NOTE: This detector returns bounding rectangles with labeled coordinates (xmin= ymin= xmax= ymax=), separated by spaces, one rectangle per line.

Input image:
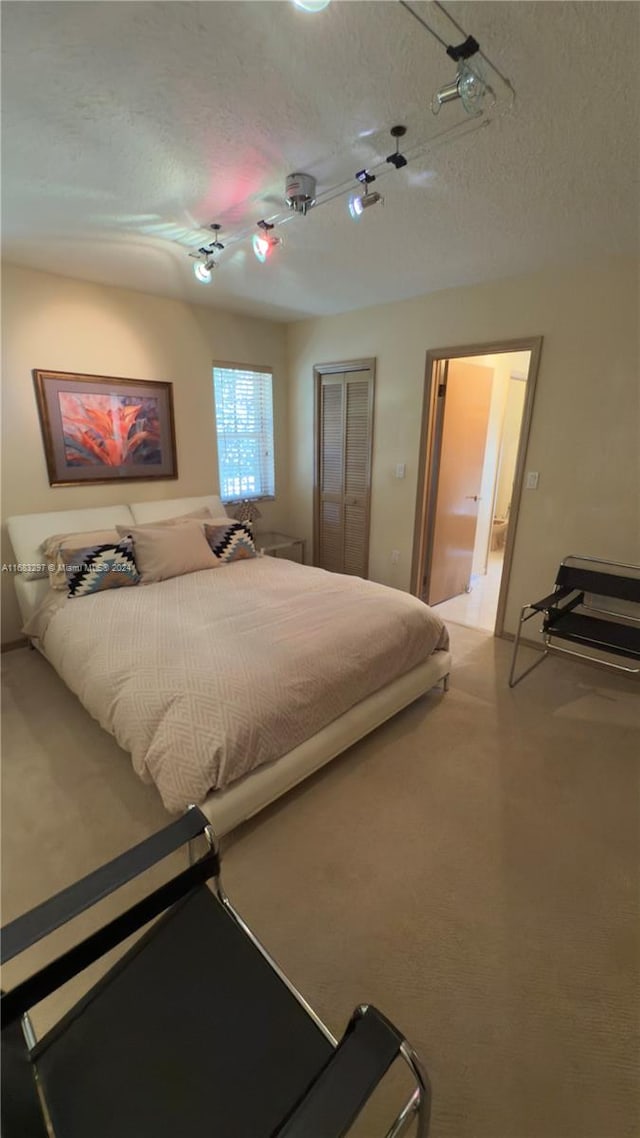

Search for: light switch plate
xmin=525 ymin=471 xmax=539 ymax=490
xmin=395 ymin=463 xmax=406 ymax=479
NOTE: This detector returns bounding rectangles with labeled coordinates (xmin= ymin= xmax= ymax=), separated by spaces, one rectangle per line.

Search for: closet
xmin=313 ymin=360 xmax=375 ymax=577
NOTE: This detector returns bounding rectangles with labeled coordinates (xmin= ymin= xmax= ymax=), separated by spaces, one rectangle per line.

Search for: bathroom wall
xmin=495 ymin=376 xmax=528 ymax=520
xmin=468 ymin=351 xmax=531 ymax=575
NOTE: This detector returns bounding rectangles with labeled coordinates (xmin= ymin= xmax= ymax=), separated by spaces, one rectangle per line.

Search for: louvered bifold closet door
xmin=316 ymin=366 xmax=374 ymax=577
xmin=319 ymin=377 xmax=345 ymax=573
xmin=343 ymin=373 xmax=372 ymax=576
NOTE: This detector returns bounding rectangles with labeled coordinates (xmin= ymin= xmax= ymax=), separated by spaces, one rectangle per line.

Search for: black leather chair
xmin=509 ymin=554 xmax=640 ymax=687
xmin=1 ymin=808 xmax=430 ymax=1138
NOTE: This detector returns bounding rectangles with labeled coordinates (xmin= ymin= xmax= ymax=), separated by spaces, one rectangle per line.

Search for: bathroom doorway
xmin=411 ymin=338 xmax=542 ymax=635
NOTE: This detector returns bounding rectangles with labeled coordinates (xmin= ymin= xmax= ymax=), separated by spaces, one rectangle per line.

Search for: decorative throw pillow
xmin=120 ymin=521 xmax=218 ymax=583
xmin=204 ymin=521 xmax=257 ymax=565
xmin=41 ymin=529 xmax=124 ymax=590
xmin=62 ymin=538 xmax=140 ymax=598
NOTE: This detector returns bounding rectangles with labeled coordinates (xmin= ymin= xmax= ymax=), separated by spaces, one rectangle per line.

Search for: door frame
xmin=313 ymin=357 xmax=376 ymax=569
xmin=410 ymin=336 xmax=543 ymax=636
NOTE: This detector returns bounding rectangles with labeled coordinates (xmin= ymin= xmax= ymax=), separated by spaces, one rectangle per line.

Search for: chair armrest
xmin=274 ymin=1005 xmax=412 ymax=1138
xmin=528 ymin=585 xmax=574 ymax=612
xmin=1 ymin=807 xmax=213 ymax=964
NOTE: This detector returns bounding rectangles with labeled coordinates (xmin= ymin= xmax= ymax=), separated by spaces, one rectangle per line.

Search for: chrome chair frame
xmin=1 ymin=807 xmax=431 ymax=1138
xmin=509 ymin=554 xmax=640 ymax=688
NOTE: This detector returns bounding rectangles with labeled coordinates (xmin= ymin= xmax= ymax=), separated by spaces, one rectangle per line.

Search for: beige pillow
xmin=122 ymin=521 xmax=218 ymax=583
xmin=40 ymin=511 xmax=212 ymax=590
xmin=41 ymin=529 xmax=123 ymax=590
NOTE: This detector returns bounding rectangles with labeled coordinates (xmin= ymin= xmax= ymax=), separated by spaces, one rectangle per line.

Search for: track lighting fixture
xmin=348 ymin=189 xmax=383 ymax=219
xmin=386 ymin=125 xmax=408 ymax=169
xmin=252 ymin=220 xmax=281 ymax=263
xmin=432 ymin=36 xmax=492 ymax=116
xmin=285 ymin=172 xmax=317 ymax=215
xmin=397 ymin=4 xmax=511 ymax=114
xmin=182 ymin=5 xmax=513 ymax=280
xmin=191 ymin=224 xmax=224 ymax=283
xmin=193 ymin=258 xmax=215 ymax=284
xmin=348 ymin=169 xmax=382 ymax=218
xmin=432 ymin=58 xmax=490 ymax=115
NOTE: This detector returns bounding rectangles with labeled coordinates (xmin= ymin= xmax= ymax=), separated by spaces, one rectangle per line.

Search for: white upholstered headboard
xmin=6 ymin=504 xmax=136 ymax=626
xmin=5 ymin=495 xmax=227 ymax=626
xmin=7 ymin=505 xmax=137 ymax=580
xmin=129 ymin=495 xmax=227 ymax=523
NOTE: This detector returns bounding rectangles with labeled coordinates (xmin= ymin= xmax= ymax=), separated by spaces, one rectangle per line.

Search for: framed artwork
xmin=33 ymin=370 xmax=178 ymax=487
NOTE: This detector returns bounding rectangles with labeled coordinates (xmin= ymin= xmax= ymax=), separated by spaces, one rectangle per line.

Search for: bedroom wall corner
xmin=0 ymin=264 xmax=289 ymax=644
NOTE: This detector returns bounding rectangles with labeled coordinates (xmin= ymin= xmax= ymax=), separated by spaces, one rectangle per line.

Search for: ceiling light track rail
xmin=190 ymin=0 xmax=514 ymax=283
xmin=312 ymin=116 xmax=489 ymax=214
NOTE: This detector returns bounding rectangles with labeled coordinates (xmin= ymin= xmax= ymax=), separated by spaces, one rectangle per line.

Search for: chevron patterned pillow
xmin=204 ymin=521 xmax=257 ymax=565
xmin=61 ymin=538 xmax=141 ymax=597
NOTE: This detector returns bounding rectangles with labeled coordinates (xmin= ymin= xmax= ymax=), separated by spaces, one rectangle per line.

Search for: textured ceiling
xmin=2 ymin=1 xmax=639 ymax=321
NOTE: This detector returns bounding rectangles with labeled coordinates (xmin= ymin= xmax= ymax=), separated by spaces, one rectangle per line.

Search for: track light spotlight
xmin=252 ymin=220 xmax=281 ymax=263
xmin=432 ymin=57 xmax=491 ymax=116
xmin=193 ymin=258 xmax=215 ymax=283
xmin=191 ymin=225 xmax=224 ymax=282
xmin=349 ymin=169 xmax=381 ymax=217
xmin=348 ymin=190 xmax=382 ymax=219
xmin=252 ymin=235 xmax=274 ymax=262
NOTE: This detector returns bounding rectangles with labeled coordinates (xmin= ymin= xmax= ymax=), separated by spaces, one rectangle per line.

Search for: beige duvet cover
xmin=27 ymin=557 xmax=449 ymax=812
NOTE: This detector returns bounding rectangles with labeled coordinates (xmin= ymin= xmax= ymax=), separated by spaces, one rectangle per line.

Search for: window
xmin=213 ymin=365 xmax=275 ymax=502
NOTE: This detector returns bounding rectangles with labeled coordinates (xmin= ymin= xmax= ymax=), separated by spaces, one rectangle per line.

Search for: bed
xmin=7 ymin=497 xmax=451 ymax=836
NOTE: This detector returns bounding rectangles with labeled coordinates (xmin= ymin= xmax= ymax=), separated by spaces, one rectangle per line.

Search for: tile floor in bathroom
xmin=431 ymin=550 xmax=504 ymax=631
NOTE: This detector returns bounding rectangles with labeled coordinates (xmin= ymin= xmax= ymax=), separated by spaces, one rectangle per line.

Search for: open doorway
xmin=411 ymin=338 xmax=542 ymax=636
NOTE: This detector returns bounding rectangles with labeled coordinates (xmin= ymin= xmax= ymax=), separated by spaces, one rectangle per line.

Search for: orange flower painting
xmin=33 ymin=369 xmax=176 ymax=486
xmin=59 ymin=392 xmax=162 ymax=468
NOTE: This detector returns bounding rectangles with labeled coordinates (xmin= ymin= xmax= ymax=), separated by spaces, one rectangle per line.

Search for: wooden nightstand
xmin=255 ymin=532 xmax=306 ymax=564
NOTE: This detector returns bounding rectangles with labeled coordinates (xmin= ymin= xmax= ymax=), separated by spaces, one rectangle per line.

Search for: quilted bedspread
xmin=30 ymin=557 xmax=449 ymax=811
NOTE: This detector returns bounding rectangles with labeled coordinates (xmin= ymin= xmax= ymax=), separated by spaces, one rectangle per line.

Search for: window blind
xmin=213 ymin=366 xmax=275 ymax=502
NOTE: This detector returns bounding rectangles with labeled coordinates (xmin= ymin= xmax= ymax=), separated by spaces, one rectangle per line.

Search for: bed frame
xmin=7 ymin=497 xmax=451 ymax=835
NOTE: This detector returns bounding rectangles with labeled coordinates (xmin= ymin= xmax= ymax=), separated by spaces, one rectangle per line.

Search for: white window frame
xmin=213 ymin=362 xmax=275 ymax=504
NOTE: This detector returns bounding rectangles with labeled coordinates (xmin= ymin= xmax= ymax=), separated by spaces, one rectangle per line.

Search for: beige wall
xmin=3 ymin=256 xmax=638 ymax=645
xmin=286 ymin=256 xmax=639 ymax=635
xmin=1 ymin=264 xmax=288 ymax=642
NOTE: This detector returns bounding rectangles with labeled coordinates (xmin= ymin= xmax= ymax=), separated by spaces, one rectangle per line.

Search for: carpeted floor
xmin=2 ymin=624 xmax=639 ymax=1137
